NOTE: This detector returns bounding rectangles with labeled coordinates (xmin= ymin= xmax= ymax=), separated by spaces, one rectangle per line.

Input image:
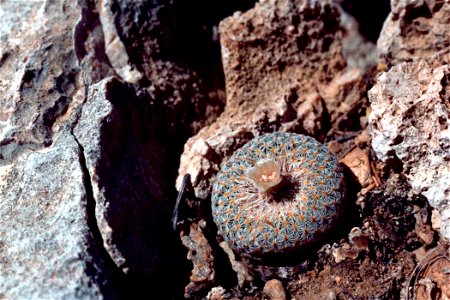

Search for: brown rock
xmin=414 ymin=205 xmax=435 ymax=245
xmin=348 ymin=227 xmax=369 ymax=251
xmin=332 ymin=227 xmax=369 ymax=263
xmin=181 ymin=220 xmax=215 ymax=298
xmin=410 ymin=245 xmax=450 ymax=300
xmin=354 ymin=130 xmax=372 ymax=147
xmin=219 ymin=1 xmax=343 ymax=125
xmin=332 ymin=242 xmax=359 ymax=263
xmin=432 ymin=209 xmax=442 ymax=231
xmin=206 ymin=286 xmax=227 ymax=300
xmin=177 ymin=0 xmax=373 ymax=199
xmin=263 ymin=279 xmax=287 ymax=300
xmin=340 ymin=147 xmax=380 ymax=194
xmin=378 ymin=0 xmax=450 ymax=66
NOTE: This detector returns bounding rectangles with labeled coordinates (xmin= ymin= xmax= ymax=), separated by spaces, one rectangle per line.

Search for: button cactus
xmin=211 ymin=132 xmax=345 ymax=259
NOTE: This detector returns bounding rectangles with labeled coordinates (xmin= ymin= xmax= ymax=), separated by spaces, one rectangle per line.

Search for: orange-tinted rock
xmin=340 ymin=147 xmax=380 ymax=194
xmin=263 ymin=279 xmax=287 ymax=300
xmin=177 ymin=0 xmax=374 ymax=200
xmin=181 ymin=220 xmax=215 ymax=298
xmin=378 ymin=0 xmax=450 ymax=66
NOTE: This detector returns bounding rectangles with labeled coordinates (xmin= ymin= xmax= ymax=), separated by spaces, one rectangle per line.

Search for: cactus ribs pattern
xmin=211 ymin=132 xmax=345 ymax=258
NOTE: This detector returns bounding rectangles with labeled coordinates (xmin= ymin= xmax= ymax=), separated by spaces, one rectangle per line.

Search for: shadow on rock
xmin=75 ymin=78 xmax=189 ymax=299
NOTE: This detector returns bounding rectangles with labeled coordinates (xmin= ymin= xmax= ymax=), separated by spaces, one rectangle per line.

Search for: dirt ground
xmin=172 ymin=1 xmax=450 ymax=298
xmin=177 ymin=129 xmax=449 ymax=300
xmin=214 ymin=171 xmax=447 ymax=300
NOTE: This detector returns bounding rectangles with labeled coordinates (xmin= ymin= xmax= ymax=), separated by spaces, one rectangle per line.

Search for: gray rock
xmin=73 ymin=77 xmax=183 ymax=294
xmin=104 ymin=0 xmax=224 ymax=135
xmin=368 ymin=60 xmax=450 ymax=241
xmin=0 ymin=133 xmax=120 ymax=299
xmin=371 ymin=0 xmax=450 ymax=242
xmin=1 ymin=0 xmax=122 ymax=297
xmin=0 ymin=0 xmax=199 ymax=297
xmin=339 ymin=5 xmax=377 ymax=71
xmin=0 ymin=0 xmax=82 ymax=163
xmin=98 ymin=0 xmax=142 ymax=83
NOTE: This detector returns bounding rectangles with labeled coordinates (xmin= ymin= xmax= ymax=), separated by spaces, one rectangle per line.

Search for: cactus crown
xmin=211 ymin=132 xmax=345 ymax=258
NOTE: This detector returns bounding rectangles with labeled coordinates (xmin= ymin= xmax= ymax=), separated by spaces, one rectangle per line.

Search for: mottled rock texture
xmin=263 ymin=278 xmax=287 ymax=300
xmin=4 ymin=0 xmax=449 ymax=298
xmin=368 ymin=61 xmax=450 ymax=241
xmin=180 ymin=220 xmax=215 ymax=298
xmin=378 ymin=0 xmax=450 ymax=66
xmin=177 ymin=0 xmax=375 ymax=199
xmin=0 ymin=0 xmax=83 ymax=161
xmin=0 ymin=133 xmax=121 ymax=299
xmin=0 ymin=0 xmax=230 ymax=298
xmin=0 ymin=1 xmax=119 ymax=298
xmin=370 ymin=0 xmax=450 ymax=241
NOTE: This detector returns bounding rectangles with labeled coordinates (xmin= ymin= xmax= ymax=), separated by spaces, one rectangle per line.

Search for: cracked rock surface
xmin=0 ymin=0 xmax=228 ymax=298
xmin=0 ymin=133 xmax=121 ymax=299
xmin=369 ymin=0 xmax=450 ymax=241
xmin=73 ymin=77 xmax=180 ymax=287
xmin=0 ymin=1 xmax=113 ymax=298
xmin=2 ymin=0 xmax=450 ymax=298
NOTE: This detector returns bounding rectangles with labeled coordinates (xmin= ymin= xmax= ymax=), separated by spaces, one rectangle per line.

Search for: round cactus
xmin=211 ymin=132 xmax=345 ymax=258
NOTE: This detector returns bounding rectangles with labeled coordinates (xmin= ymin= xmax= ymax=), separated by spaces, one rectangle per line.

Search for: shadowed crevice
xmin=72 ymin=131 xmax=130 ymax=299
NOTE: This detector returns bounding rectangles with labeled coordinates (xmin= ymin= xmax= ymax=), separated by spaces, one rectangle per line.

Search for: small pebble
xmin=206 ymin=286 xmax=226 ymax=300
xmin=263 ymin=279 xmax=286 ymax=300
